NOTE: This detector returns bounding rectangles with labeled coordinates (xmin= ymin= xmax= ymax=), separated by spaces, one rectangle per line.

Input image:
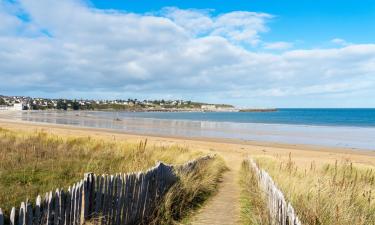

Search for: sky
xmin=0 ymin=0 xmax=374 ymax=107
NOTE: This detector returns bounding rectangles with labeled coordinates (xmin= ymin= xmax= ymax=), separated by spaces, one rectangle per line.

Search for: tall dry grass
xmin=152 ymin=157 xmax=227 ymax=224
xmin=239 ymin=160 xmax=270 ymax=225
xmin=0 ymin=127 xmax=203 ymax=214
xmin=255 ymin=154 xmax=375 ymax=225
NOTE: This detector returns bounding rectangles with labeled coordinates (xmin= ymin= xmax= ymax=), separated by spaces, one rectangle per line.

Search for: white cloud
xmin=162 ymin=7 xmax=272 ymax=46
xmin=263 ymin=41 xmax=293 ymax=50
xmin=160 ymin=7 xmax=214 ymax=36
xmin=0 ymin=0 xmax=374 ymax=107
xmin=331 ymin=38 xmax=351 ymax=46
xmin=212 ymin=11 xmax=272 ymax=45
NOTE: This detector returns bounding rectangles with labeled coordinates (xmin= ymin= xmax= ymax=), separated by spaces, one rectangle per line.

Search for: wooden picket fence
xmin=247 ymin=158 xmax=302 ymax=225
xmin=0 ymin=156 xmax=213 ymax=225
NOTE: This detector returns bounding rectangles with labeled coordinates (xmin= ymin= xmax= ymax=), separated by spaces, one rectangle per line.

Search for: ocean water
xmin=2 ymin=109 xmax=375 ymax=150
xmin=100 ymin=108 xmax=375 ymax=127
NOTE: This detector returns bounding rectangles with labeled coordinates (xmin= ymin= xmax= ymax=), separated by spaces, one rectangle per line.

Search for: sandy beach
xmin=1 ymin=118 xmax=374 ymax=168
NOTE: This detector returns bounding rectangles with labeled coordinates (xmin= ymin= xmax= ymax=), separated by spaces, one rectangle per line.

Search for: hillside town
xmin=0 ymin=95 xmax=236 ymax=112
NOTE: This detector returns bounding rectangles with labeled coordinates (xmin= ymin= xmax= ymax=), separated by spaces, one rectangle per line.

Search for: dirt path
xmin=188 ymin=153 xmax=243 ymax=225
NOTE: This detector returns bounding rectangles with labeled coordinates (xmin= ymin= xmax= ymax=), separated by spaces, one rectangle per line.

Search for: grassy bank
xmin=255 ymin=155 xmax=375 ymax=225
xmin=0 ymin=127 xmax=203 ymax=214
xmin=239 ymin=160 xmax=269 ymax=225
xmin=153 ymin=156 xmax=227 ymax=224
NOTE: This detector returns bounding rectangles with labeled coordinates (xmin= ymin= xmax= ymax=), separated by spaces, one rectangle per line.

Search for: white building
xmin=201 ymin=105 xmax=216 ymax=110
xmin=0 ymin=103 xmax=25 ymax=110
xmin=0 ymin=105 xmax=9 ymax=110
xmin=13 ymin=103 xmax=24 ymax=110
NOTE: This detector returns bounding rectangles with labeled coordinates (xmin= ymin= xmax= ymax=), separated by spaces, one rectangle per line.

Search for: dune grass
xmin=239 ymin=160 xmax=270 ymax=225
xmin=0 ymin=127 xmax=204 ymax=214
xmin=152 ymin=156 xmax=227 ymax=224
xmin=255 ymin=155 xmax=375 ymax=225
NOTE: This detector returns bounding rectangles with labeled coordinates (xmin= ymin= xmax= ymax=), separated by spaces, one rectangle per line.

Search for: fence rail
xmin=248 ymin=158 xmax=302 ymax=225
xmin=0 ymin=155 xmax=213 ymax=225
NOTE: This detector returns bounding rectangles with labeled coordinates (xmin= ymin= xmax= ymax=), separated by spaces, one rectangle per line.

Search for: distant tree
xmin=56 ymin=100 xmax=67 ymax=110
xmin=72 ymin=100 xmax=80 ymax=110
xmin=0 ymin=98 xmax=5 ymax=105
xmin=56 ymin=100 xmax=63 ymax=109
xmin=30 ymin=103 xmax=37 ymax=110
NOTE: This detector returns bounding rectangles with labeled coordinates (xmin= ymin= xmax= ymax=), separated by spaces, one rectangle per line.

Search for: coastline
xmin=1 ymin=110 xmax=375 ymax=150
xmin=1 ymin=117 xmax=374 ymax=168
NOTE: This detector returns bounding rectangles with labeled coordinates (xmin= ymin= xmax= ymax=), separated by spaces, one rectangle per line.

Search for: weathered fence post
xmin=82 ymin=174 xmax=89 ymax=222
xmin=101 ymin=175 xmax=109 ymax=225
xmin=77 ymin=181 xmax=83 ymax=225
xmin=109 ymin=175 xmax=117 ymax=225
xmin=34 ymin=195 xmax=41 ymax=225
xmin=19 ymin=202 xmax=26 ymax=225
xmin=26 ymin=202 xmax=33 ymax=225
xmin=47 ymin=191 xmax=53 ymax=225
xmin=89 ymin=174 xmax=95 ymax=219
xmin=0 ymin=208 xmax=4 ymax=225
xmin=69 ymin=185 xmax=76 ymax=225
xmin=54 ymin=189 xmax=60 ymax=225
xmin=114 ymin=174 xmax=122 ymax=225
xmin=60 ymin=190 xmax=65 ymax=225
xmin=106 ymin=175 xmax=114 ymax=225
xmin=10 ymin=207 xmax=16 ymax=225
xmin=64 ymin=187 xmax=71 ymax=225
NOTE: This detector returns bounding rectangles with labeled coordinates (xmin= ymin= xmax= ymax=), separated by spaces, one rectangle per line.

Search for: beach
xmin=1 ymin=110 xmax=375 ymax=150
xmin=1 ymin=116 xmax=374 ymax=168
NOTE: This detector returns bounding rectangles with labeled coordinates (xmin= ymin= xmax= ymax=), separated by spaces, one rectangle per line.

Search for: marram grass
xmin=239 ymin=160 xmax=270 ymax=225
xmin=152 ymin=156 xmax=227 ymax=224
xmin=255 ymin=155 xmax=375 ymax=225
xmin=0 ymin=127 xmax=203 ymax=214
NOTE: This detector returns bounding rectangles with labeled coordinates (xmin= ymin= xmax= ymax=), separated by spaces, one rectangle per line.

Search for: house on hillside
xmin=0 ymin=105 xmax=9 ymax=110
xmin=0 ymin=103 xmax=25 ymax=110
xmin=201 ymin=105 xmax=216 ymax=110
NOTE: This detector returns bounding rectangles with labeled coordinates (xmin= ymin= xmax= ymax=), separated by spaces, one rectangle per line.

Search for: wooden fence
xmin=247 ymin=158 xmax=302 ymax=225
xmin=0 ymin=156 xmax=213 ymax=225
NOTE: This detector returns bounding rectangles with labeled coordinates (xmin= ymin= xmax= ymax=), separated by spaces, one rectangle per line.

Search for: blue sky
xmin=0 ymin=0 xmax=375 ymax=107
xmin=90 ymin=0 xmax=375 ymax=48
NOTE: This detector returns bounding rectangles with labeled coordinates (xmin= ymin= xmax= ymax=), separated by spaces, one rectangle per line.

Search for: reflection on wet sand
xmin=1 ymin=110 xmax=375 ymax=150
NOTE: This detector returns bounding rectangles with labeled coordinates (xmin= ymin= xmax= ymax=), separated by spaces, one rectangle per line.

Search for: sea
xmin=2 ymin=108 xmax=375 ymax=150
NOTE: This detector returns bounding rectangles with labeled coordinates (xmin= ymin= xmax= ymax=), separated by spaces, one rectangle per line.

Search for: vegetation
xmin=1 ymin=94 xmax=234 ymax=111
xmin=239 ymin=160 xmax=270 ymax=225
xmin=0 ymin=97 xmax=6 ymax=105
xmin=152 ymin=157 xmax=227 ymax=224
xmin=0 ymin=127 xmax=204 ymax=214
xmin=255 ymin=155 xmax=375 ymax=225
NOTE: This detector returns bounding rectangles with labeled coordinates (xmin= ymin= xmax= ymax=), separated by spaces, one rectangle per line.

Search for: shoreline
xmin=1 ymin=117 xmax=374 ymax=157
xmin=3 ymin=109 xmax=375 ymax=129
xmin=9 ymin=109 xmax=375 ymax=131
xmin=1 ymin=110 xmax=375 ymax=150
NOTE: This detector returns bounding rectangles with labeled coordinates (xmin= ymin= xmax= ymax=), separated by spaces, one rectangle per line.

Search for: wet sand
xmin=1 ymin=110 xmax=375 ymax=150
